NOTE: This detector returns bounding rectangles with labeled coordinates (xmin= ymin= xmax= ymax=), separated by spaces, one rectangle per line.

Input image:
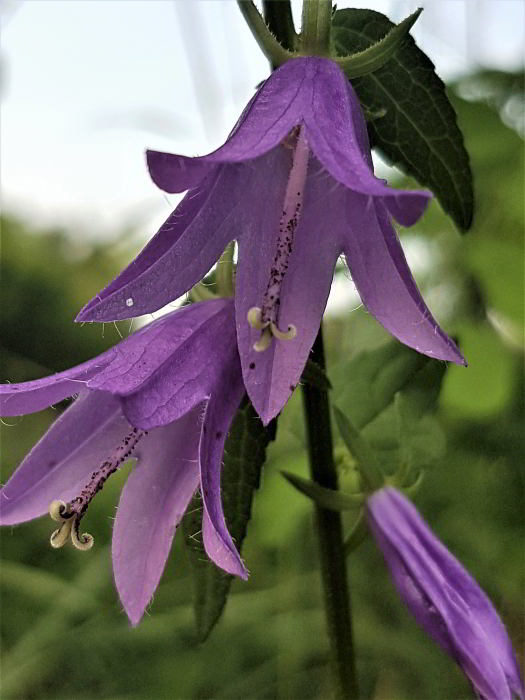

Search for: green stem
xmin=301 ymin=326 xmax=358 ymax=699
xmin=262 ymin=0 xmax=298 ymax=53
xmin=300 ymin=0 xmax=332 ymax=55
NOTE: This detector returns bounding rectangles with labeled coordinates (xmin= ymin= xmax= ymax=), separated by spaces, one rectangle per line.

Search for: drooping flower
xmin=0 ymin=298 xmax=247 ymax=625
xmin=367 ymin=487 xmax=524 ymax=700
xmin=76 ymin=56 xmax=466 ymax=425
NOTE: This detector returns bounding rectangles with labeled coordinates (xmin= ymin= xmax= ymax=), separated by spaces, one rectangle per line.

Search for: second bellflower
xmin=77 ymin=56 xmax=465 ymax=424
xmin=0 ymin=298 xmax=247 ymax=625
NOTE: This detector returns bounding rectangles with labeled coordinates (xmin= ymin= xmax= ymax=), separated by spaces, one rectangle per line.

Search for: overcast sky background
xmin=1 ymin=0 xmax=524 ymax=243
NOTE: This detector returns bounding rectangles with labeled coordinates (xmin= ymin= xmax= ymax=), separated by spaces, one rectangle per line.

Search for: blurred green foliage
xmin=1 ymin=70 xmax=523 ymax=699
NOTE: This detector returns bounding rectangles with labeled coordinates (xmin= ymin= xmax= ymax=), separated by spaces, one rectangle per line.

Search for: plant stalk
xmin=301 ymin=326 xmax=358 ymax=699
xmin=300 ymin=0 xmax=332 ymax=55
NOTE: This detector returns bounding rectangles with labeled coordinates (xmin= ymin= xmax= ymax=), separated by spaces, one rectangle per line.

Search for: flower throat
xmin=247 ymin=126 xmax=309 ymax=352
xmin=48 ymin=427 xmax=146 ymax=550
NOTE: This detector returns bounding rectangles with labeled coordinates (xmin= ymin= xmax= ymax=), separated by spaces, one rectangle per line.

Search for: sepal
xmin=281 ymin=471 xmax=364 ymax=511
xmin=237 ymin=1 xmax=295 ymax=67
xmin=334 ymin=8 xmax=422 ymax=77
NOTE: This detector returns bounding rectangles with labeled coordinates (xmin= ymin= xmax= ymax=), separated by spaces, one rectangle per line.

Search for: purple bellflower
xmin=0 ymin=298 xmax=247 ymax=625
xmin=367 ymin=487 xmax=524 ymax=700
xmin=77 ymin=56 xmax=466 ymax=425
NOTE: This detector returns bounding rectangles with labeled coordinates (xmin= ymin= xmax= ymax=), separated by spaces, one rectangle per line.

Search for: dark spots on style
xmin=249 ymin=362 xmax=256 ymax=369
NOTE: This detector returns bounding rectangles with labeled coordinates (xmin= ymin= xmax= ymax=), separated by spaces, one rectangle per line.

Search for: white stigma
xmin=48 ymin=428 xmax=146 ymax=551
xmin=248 ymin=126 xmax=309 ymax=352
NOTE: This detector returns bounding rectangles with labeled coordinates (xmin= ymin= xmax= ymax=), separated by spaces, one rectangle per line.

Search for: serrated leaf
xmin=182 ymin=397 xmax=273 ymax=641
xmin=301 ymin=359 xmax=332 ymax=391
xmin=281 ymin=470 xmax=363 ymax=510
xmin=332 ymin=8 xmax=473 ymax=231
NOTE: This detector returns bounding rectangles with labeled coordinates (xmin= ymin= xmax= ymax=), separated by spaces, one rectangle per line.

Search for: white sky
xmin=1 ymin=0 xmax=524 ymax=242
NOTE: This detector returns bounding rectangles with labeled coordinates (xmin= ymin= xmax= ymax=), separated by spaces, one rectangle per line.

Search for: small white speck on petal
xmin=126 ymin=298 xmax=134 ymax=307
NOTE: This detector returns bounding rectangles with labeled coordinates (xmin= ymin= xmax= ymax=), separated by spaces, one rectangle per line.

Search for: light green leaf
xmin=331 ymin=341 xmax=430 ymax=431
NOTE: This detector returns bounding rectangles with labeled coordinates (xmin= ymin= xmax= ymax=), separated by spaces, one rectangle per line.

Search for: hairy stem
xmin=262 ymin=0 xmax=298 ymax=52
xmin=300 ymin=0 xmax=332 ymax=55
xmin=301 ymin=327 xmax=358 ymax=699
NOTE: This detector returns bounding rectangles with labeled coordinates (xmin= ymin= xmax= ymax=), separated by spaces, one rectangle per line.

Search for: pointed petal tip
xmin=75 ymin=298 xmax=99 ymax=323
xmin=123 ymin=600 xmax=147 ymax=627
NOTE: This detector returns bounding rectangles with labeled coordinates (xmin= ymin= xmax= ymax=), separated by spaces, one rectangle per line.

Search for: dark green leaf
xmin=182 ymin=397 xmax=273 ymax=641
xmin=301 ymin=358 xmax=332 ymax=391
xmin=332 ymin=8 xmax=473 ymax=231
xmin=281 ymin=470 xmax=363 ymax=510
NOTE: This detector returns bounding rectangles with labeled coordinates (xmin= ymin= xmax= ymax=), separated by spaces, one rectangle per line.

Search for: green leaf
xmin=335 ymin=8 xmax=422 ymax=78
xmin=301 ymin=358 xmax=332 ymax=391
xmin=182 ymin=397 xmax=273 ymax=641
xmin=330 ymin=341 xmax=431 ymax=431
xmin=281 ymin=470 xmax=364 ymax=511
xmin=332 ymin=8 xmax=473 ymax=231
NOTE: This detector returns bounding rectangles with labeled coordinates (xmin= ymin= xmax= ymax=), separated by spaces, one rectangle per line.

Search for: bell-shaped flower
xmin=77 ymin=56 xmax=465 ymax=425
xmin=0 ymin=298 xmax=247 ymax=625
xmin=367 ymin=487 xmax=524 ymax=700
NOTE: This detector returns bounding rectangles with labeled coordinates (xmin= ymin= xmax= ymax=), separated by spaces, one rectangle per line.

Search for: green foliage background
xmin=1 ymin=70 xmax=523 ymax=699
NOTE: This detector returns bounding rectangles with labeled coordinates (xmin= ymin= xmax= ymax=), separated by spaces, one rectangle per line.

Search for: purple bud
xmin=367 ymin=487 xmax=523 ymax=700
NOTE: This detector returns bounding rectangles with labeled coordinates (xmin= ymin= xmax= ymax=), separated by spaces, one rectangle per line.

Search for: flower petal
xmin=120 ymin=301 xmax=238 ymax=429
xmin=303 ymin=58 xmax=432 ymax=223
xmin=88 ymin=299 xmax=230 ymax=397
xmin=368 ymin=488 xmax=522 ymax=700
xmin=146 ymin=58 xmax=314 ymax=193
xmin=0 ymin=391 xmax=128 ymax=525
xmin=76 ymin=169 xmax=221 ymax=321
xmin=343 ymin=194 xmax=466 ymax=365
xmin=0 ymin=354 xmax=114 ymax=416
xmin=236 ymin=157 xmax=344 ymax=423
xmin=76 ymin=166 xmax=246 ymax=323
xmin=379 ymin=489 xmax=524 ymax=699
xmin=199 ymin=377 xmax=247 ymax=579
xmin=112 ymin=411 xmax=201 ymax=626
